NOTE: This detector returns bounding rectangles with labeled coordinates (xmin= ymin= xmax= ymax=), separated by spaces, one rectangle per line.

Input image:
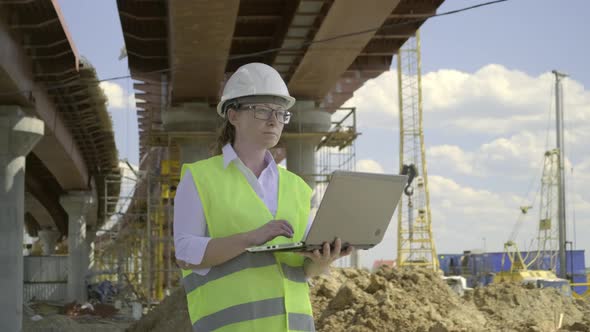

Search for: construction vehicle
xmin=442 ymin=276 xmax=473 ymax=297
xmin=493 ymin=71 xmax=574 ymax=297
xmin=494 ymin=240 xmax=571 ymax=296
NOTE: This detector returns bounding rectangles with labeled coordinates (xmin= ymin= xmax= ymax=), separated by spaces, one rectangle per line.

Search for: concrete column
xmin=285 ymin=136 xmax=318 ymax=188
xmin=84 ymin=226 xmax=96 ymax=283
xmin=178 ymin=137 xmax=216 ymax=165
xmin=162 ymin=102 xmax=219 ymax=165
xmin=60 ymin=191 xmax=93 ymax=303
xmin=38 ymin=229 xmax=61 ymax=255
xmin=84 ymin=183 xmax=98 ymax=283
xmin=284 ymin=101 xmax=332 ymax=189
xmin=0 ymin=106 xmax=44 ymax=332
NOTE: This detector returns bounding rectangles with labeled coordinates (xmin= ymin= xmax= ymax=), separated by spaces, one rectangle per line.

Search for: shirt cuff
xmin=176 ymin=236 xmax=212 ymax=276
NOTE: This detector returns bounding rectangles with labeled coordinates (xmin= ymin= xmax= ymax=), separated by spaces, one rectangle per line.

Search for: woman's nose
xmin=266 ymin=112 xmax=279 ymax=125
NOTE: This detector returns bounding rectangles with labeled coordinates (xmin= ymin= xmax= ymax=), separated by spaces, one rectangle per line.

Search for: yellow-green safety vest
xmin=179 ymin=155 xmax=315 ymax=332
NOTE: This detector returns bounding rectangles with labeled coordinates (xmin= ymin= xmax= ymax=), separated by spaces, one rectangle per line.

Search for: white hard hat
xmin=216 ymin=62 xmax=296 ymax=118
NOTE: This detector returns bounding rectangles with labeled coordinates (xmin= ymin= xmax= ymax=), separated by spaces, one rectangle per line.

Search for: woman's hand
xmin=299 ymin=238 xmax=353 ymax=277
xmin=245 ymin=220 xmax=294 ymax=246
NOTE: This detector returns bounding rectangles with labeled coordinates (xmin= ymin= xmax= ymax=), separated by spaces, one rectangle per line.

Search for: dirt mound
xmin=125 ymin=287 xmax=191 ymax=332
xmin=311 ymin=267 xmax=486 ymax=331
xmin=312 ymin=267 xmax=590 ymax=332
xmin=469 ymin=282 xmax=584 ymax=331
xmin=128 ymin=267 xmax=590 ymax=332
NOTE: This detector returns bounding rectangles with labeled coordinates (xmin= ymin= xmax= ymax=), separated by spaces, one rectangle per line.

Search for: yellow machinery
xmin=493 ymin=240 xmax=573 ymax=297
xmin=571 ymin=273 xmax=590 ymax=300
xmin=494 ymin=146 xmax=562 ymax=284
xmin=396 ymin=30 xmax=438 ymax=270
xmin=494 ymin=202 xmax=562 ymax=285
xmin=572 ymin=282 xmax=590 ymax=300
xmin=493 ymin=149 xmax=574 ymax=297
xmin=494 ymin=240 xmax=558 ymax=283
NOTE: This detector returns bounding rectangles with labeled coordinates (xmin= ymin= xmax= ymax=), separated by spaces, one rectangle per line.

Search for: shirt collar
xmin=222 ymin=143 xmax=277 ymax=172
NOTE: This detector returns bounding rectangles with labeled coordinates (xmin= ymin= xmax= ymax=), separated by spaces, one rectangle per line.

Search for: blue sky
xmin=56 ymin=0 xmax=590 ymax=267
xmin=422 ymin=0 xmax=590 ymax=87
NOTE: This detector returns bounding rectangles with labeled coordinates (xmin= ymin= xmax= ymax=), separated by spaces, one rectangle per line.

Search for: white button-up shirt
xmin=173 ymin=143 xmax=313 ymax=275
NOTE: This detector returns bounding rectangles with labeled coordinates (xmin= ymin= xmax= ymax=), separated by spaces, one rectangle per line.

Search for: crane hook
xmin=401 ymin=164 xmax=418 ymax=196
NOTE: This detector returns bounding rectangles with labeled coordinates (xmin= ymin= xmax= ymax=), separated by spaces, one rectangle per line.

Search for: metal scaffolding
xmin=315 ymin=107 xmax=359 ymax=268
xmin=535 ymin=149 xmax=560 ymax=271
xmin=94 ymin=143 xmax=180 ymax=307
xmin=396 ymin=30 xmax=438 ymax=270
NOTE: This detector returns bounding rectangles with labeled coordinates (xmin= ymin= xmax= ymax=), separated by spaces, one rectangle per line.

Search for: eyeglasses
xmin=239 ymin=105 xmax=292 ymax=124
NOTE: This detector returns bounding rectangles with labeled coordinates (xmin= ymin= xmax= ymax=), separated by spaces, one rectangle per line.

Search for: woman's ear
xmin=227 ymin=108 xmax=239 ymax=126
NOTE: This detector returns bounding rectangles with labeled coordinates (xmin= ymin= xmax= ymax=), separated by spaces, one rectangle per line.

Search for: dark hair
xmin=214 ymin=117 xmax=236 ymax=156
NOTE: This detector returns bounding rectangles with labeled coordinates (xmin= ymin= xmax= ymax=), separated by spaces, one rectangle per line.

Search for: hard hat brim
xmin=216 ymin=94 xmax=296 ymax=118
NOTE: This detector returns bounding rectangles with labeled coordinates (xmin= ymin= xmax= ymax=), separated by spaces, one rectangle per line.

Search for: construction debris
xmin=64 ymin=301 xmax=119 ymax=318
xmin=23 ymin=300 xmax=133 ymax=332
xmin=88 ymin=280 xmax=119 ymax=303
xmin=126 ymin=267 xmax=590 ymax=332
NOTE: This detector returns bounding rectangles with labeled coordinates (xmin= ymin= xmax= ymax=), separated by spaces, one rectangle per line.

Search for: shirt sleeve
xmin=173 ymin=173 xmax=212 ymax=275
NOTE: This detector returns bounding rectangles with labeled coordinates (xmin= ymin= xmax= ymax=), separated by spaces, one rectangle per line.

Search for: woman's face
xmin=228 ymin=103 xmax=286 ymax=149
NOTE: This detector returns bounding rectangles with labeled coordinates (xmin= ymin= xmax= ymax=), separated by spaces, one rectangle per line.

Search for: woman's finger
xmin=285 ymin=221 xmax=294 ymax=234
xmin=313 ymin=249 xmax=322 ymax=260
xmin=332 ymin=238 xmax=342 ymax=258
xmin=277 ymin=220 xmax=294 ymax=234
xmin=279 ymin=224 xmax=293 ymax=237
xmin=322 ymin=242 xmax=330 ymax=259
xmin=341 ymin=246 xmax=353 ymax=257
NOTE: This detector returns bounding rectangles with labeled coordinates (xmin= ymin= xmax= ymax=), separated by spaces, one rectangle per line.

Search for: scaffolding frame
xmin=314 ymin=107 xmax=358 ymax=268
xmin=396 ymin=30 xmax=438 ymax=270
xmin=94 ymin=142 xmax=180 ymax=307
xmin=535 ymin=149 xmax=560 ymax=271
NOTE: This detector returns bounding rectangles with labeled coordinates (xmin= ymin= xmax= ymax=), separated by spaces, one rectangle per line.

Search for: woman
xmin=173 ymin=62 xmax=352 ymax=332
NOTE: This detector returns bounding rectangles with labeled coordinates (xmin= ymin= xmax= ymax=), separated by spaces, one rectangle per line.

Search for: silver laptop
xmin=246 ymin=170 xmax=407 ymax=253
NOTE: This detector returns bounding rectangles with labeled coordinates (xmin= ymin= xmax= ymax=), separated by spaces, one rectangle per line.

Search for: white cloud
xmin=427 ymin=130 xmax=580 ymax=180
xmin=428 ymin=175 xmax=539 ymax=254
xmin=361 ymin=175 xmax=529 ymax=268
xmin=356 ymin=159 xmax=384 ymax=173
xmin=345 ymin=64 xmax=590 ymax=136
xmin=422 ymin=69 xmax=471 ymax=110
xmin=344 ymin=64 xmax=590 ymax=267
xmin=427 ymin=144 xmax=475 ymax=175
xmin=342 ymin=71 xmax=397 ymax=130
xmin=433 ymin=66 xmax=590 ymax=135
xmin=424 ymin=65 xmax=551 ymax=112
xmin=100 ymin=81 xmax=134 ymax=109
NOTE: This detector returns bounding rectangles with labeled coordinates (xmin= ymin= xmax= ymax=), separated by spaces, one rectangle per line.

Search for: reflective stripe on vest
xmin=281 ymin=263 xmax=307 ymax=283
xmin=182 ymin=253 xmax=277 ymax=294
xmin=288 ymin=313 xmax=315 ymax=331
xmin=180 ymin=156 xmax=315 ymax=331
xmin=191 ymin=298 xmax=314 ymax=331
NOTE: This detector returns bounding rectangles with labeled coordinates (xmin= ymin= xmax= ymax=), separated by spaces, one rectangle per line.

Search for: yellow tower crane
xmin=396 ymin=30 xmax=438 ymax=270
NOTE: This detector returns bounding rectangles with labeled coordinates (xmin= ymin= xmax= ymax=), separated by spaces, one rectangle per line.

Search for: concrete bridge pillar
xmin=0 ymin=106 xmax=44 ymax=332
xmin=177 ymin=138 xmax=216 ymax=165
xmin=60 ymin=191 xmax=94 ymax=303
xmin=38 ymin=229 xmax=61 ymax=255
xmin=284 ymin=101 xmax=332 ymax=189
xmin=162 ymin=103 xmax=218 ymax=165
